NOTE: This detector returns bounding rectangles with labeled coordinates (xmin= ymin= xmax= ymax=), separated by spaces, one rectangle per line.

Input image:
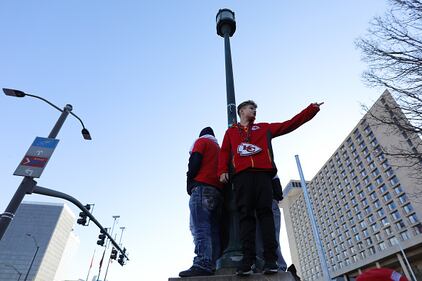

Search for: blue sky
xmin=0 ymin=1 xmax=388 ymax=280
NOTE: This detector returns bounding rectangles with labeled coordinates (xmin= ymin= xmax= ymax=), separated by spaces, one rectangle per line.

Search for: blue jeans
xmin=256 ymin=199 xmax=288 ymax=271
xmin=189 ymin=185 xmax=222 ymax=272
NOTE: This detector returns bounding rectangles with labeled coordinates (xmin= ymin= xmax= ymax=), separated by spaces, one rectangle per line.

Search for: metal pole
xmin=216 ymin=9 xmax=242 ymax=270
xmin=0 ymin=105 xmax=72 ymax=240
xmin=3 ymin=263 xmax=22 ymax=281
xmin=295 ymin=155 xmax=331 ymax=281
xmin=223 ymin=32 xmax=237 ymax=127
xmin=119 ymin=227 xmax=126 ymax=245
xmin=395 ymin=237 xmax=417 ymax=281
xmin=32 ymin=185 xmax=128 ymax=259
xmin=85 ymin=249 xmax=95 ymax=281
xmin=23 ymin=235 xmax=39 ymax=281
xmin=103 ymin=216 xmax=120 ymax=281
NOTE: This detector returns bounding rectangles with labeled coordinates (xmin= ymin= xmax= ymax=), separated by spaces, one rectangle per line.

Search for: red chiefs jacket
xmin=218 ymin=103 xmax=320 ymax=176
xmin=191 ymin=137 xmax=224 ymax=189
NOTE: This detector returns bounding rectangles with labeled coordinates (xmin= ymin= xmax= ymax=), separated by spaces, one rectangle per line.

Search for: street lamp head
xmin=3 ymin=88 xmax=26 ymax=97
xmin=81 ymin=128 xmax=92 ymax=140
xmin=216 ymin=8 xmax=236 ymax=37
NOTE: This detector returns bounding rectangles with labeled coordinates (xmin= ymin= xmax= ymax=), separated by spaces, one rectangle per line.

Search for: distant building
xmin=281 ymin=90 xmax=422 ymax=281
xmin=0 ymin=202 xmax=78 ymax=281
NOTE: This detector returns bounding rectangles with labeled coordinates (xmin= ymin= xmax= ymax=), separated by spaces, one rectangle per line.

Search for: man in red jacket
xmin=179 ymin=127 xmax=224 ymax=277
xmin=218 ymin=100 xmax=322 ymax=276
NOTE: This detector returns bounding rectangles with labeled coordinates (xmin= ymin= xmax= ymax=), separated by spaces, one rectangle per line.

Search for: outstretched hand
xmin=313 ymin=102 xmax=324 ymax=108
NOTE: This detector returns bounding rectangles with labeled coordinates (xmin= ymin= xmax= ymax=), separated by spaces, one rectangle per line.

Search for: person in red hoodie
xmin=179 ymin=127 xmax=224 ymax=277
xmin=218 ymin=100 xmax=322 ymax=276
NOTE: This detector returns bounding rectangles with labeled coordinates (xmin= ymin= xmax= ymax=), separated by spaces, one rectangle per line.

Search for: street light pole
xmin=2 ymin=263 xmax=22 ymax=281
xmin=216 ymin=8 xmax=237 ymax=127
xmin=118 ymin=227 xmax=126 ymax=245
xmin=103 ymin=216 xmax=120 ymax=281
xmin=0 ymin=88 xmax=91 ymax=240
xmin=394 ymin=237 xmax=417 ymax=281
xmin=215 ymin=8 xmax=243 ymax=271
xmin=23 ymin=233 xmax=39 ymax=281
xmin=295 ymin=155 xmax=331 ymax=281
xmin=384 ymin=223 xmax=417 ymax=281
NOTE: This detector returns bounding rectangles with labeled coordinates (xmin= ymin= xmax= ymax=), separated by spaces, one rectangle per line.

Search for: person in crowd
xmin=218 ymin=100 xmax=322 ymax=276
xmin=179 ymin=127 xmax=224 ymax=277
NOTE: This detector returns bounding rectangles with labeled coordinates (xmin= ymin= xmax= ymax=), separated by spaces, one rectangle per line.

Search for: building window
xmin=389 ymin=237 xmax=398 ymax=245
xmin=389 ymin=176 xmax=399 ymax=187
xmin=408 ymin=214 xmax=418 ymax=224
xmin=400 ymin=230 xmax=410 ymax=240
xmin=387 ymin=201 xmax=397 ymax=211
xmin=377 ymin=208 xmax=385 ymax=218
xmin=374 ymin=200 xmax=381 ymax=208
xmin=403 ymin=204 xmax=414 ymax=214
xmin=413 ymin=224 xmax=422 ymax=235
xmin=398 ymin=194 xmax=408 ymax=204
xmin=379 ymin=241 xmax=387 ymax=250
xmin=394 ymin=185 xmax=403 ymax=195
xmin=386 ymin=168 xmax=394 ymax=178
xmin=383 ymin=193 xmax=392 ymax=202
xmin=363 ymin=229 xmax=370 ymax=238
xmin=393 ymin=211 xmax=402 ymax=221
xmin=376 ymin=177 xmax=384 ymax=186
xmin=379 ymin=184 xmax=387 ymax=193
xmin=396 ymin=220 xmax=406 ymax=230
xmin=381 ymin=217 xmax=389 ymax=226
xmin=372 ymin=168 xmax=380 ymax=177
xmin=364 ymin=206 xmax=372 ymax=216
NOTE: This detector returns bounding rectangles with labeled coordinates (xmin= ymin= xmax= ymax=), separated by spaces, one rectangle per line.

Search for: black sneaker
xmin=179 ymin=266 xmax=214 ymax=277
xmin=236 ymin=263 xmax=253 ymax=277
xmin=263 ymin=261 xmax=278 ymax=274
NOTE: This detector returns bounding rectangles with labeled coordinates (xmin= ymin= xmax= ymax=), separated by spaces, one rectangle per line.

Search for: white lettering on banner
xmin=237 ymin=143 xmax=262 ymax=156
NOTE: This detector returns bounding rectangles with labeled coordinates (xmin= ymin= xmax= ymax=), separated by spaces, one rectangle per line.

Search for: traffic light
xmin=97 ymin=229 xmax=107 ymax=246
xmin=118 ymin=247 xmax=126 ymax=266
xmin=110 ymin=247 xmax=117 ymax=260
xmin=77 ymin=204 xmax=91 ymax=226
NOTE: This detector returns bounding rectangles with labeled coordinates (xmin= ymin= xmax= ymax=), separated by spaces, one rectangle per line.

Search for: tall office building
xmin=281 ymin=90 xmax=422 ymax=281
xmin=0 ymin=202 xmax=77 ymax=281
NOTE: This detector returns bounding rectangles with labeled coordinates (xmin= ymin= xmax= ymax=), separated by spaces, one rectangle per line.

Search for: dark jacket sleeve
xmin=272 ymin=177 xmax=283 ymax=201
xmin=186 ymin=152 xmax=203 ymax=195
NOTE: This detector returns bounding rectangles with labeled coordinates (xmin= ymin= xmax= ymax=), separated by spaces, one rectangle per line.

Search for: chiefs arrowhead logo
xmin=237 ymin=143 xmax=262 ymax=156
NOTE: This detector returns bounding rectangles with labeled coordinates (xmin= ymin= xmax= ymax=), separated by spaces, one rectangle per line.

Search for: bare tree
xmin=356 ymin=0 xmax=422 ymax=184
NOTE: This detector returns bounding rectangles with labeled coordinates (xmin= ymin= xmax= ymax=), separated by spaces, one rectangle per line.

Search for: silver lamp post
xmin=295 ymin=155 xmax=331 ymax=281
xmin=384 ymin=223 xmax=417 ymax=281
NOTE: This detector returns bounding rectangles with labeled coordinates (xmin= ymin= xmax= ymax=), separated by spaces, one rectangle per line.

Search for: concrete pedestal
xmin=169 ymin=271 xmax=296 ymax=281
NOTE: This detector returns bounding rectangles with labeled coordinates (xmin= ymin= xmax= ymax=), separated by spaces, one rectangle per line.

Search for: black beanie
xmin=199 ymin=127 xmax=214 ymax=137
